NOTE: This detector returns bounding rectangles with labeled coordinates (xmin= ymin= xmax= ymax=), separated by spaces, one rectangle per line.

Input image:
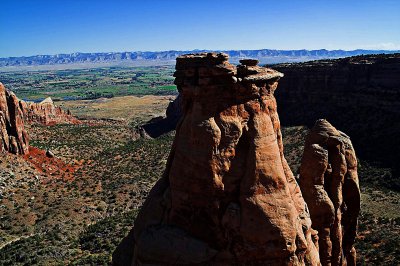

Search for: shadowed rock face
xmin=19 ymin=97 xmax=80 ymax=125
xmin=139 ymin=94 xmax=182 ymax=138
xmin=113 ymin=53 xmax=320 ymax=265
xmin=299 ymin=119 xmax=360 ymax=266
xmin=0 ymin=82 xmax=29 ymax=155
xmin=273 ymin=54 xmax=400 ymax=185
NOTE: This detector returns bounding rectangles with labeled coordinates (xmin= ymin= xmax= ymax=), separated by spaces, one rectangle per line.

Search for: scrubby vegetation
xmin=357 ymin=211 xmax=400 ymax=265
xmin=0 ymin=210 xmax=138 ymax=265
xmin=2 ymin=120 xmax=398 ymax=265
xmin=0 ymin=69 xmax=398 ymax=265
xmin=0 ymin=118 xmax=173 ymax=265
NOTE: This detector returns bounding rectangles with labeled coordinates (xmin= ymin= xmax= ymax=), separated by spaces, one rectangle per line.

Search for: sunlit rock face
xmin=299 ymin=119 xmax=360 ymax=266
xmin=113 ymin=53 xmax=320 ymax=266
xmin=0 ymin=82 xmax=29 ymax=155
xmin=0 ymin=81 xmax=80 ymax=155
xmin=20 ymin=97 xmax=80 ymax=125
xmin=0 ymin=83 xmax=81 ymax=154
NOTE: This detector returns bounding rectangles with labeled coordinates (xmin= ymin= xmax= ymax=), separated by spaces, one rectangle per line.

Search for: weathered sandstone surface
xmin=0 ymin=82 xmax=29 ymax=154
xmin=20 ymin=97 xmax=80 ymax=125
xmin=299 ymin=119 xmax=360 ymax=266
xmin=0 ymin=82 xmax=79 ymax=155
xmin=113 ymin=53 xmax=321 ymax=265
xmin=274 ymin=54 xmax=400 ymax=182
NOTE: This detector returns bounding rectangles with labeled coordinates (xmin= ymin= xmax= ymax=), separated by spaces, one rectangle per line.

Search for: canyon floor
xmin=0 ymin=63 xmax=399 ymax=265
xmin=0 ymin=95 xmax=398 ymax=265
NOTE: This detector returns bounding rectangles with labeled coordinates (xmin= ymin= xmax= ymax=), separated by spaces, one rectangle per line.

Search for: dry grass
xmin=59 ymin=95 xmax=175 ymax=122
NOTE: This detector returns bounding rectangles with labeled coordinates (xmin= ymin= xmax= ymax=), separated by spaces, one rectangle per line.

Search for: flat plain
xmin=0 ymin=66 xmax=177 ymax=101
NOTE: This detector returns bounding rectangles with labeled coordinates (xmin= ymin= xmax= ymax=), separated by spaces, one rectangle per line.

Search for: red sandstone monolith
xmin=0 ymin=82 xmax=29 ymax=155
xmin=113 ymin=53 xmax=320 ymax=265
xmin=299 ymin=119 xmax=360 ymax=266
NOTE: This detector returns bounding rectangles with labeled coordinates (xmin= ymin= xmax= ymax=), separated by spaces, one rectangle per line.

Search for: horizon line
xmin=2 ymin=48 xmax=400 ymax=59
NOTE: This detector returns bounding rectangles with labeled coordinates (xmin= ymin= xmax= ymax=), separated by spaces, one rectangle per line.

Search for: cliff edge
xmin=274 ymin=53 xmax=400 ymax=187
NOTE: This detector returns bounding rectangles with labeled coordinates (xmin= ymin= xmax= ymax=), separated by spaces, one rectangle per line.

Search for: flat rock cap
xmin=240 ymin=59 xmax=259 ymax=66
xmin=175 ymin=53 xmax=229 ymax=69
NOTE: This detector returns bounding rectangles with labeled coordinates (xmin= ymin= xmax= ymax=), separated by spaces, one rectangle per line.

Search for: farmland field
xmin=0 ymin=66 xmax=177 ymax=101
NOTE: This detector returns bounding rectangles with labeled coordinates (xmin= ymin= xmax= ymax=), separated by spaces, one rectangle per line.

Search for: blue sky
xmin=1 ymin=0 xmax=400 ymax=57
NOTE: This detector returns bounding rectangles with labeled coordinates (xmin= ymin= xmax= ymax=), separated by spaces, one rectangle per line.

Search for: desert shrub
xmin=79 ymin=210 xmax=138 ymax=255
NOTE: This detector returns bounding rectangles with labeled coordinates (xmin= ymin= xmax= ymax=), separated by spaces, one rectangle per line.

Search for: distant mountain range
xmin=1 ymin=49 xmax=399 ymax=68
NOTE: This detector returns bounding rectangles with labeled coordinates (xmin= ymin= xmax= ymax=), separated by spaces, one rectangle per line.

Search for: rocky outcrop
xmin=0 ymin=81 xmax=79 ymax=155
xmin=20 ymin=97 xmax=80 ymax=125
xmin=273 ymin=53 xmax=400 ymax=186
xmin=299 ymin=119 xmax=360 ymax=266
xmin=114 ymin=53 xmax=320 ymax=265
xmin=0 ymin=82 xmax=29 ymax=154
xmin=139 ymin=94 xmax=182 ymax=138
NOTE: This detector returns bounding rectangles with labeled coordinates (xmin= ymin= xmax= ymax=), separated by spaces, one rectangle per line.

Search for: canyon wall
xmin=20 ymin=97 xmax=80 ymax=125
xmin=0 ymin=82 xmax=29 ymax=154
xmin=0 ymin=82 xmax=80 ymax=155
xmin=114 ymin=53 xmax=321 ymax=265
xmin=274 ymin=54 xmax=400 ymax=183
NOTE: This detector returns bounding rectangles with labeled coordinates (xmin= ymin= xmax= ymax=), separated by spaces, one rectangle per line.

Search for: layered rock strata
xmin=0 ymin=82 xmax=29 ymax=154
xmin=0 ymin=81 xmax=79 ymax=155
xmin=20 ymin=97 xmax=80 ymax=125
xmin=274 ymin=54 xmax=400 ymax=183
xmin=114 ymin=53 xmax=320 ymax=265
xmin=299 ymin=119 xmax=360 ymax=266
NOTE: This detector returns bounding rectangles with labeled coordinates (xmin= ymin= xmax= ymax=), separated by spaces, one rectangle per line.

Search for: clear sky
xmin=1 ymin=0 xmax=400 ymax=57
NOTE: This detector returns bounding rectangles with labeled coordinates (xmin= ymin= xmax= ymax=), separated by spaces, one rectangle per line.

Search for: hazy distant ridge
xmin=1 ymin=49 xmax=399 ymax=67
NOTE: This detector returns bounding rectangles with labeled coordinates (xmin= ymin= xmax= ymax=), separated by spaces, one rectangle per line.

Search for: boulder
xmin=46 ymin=149 xmax=55 ymax=158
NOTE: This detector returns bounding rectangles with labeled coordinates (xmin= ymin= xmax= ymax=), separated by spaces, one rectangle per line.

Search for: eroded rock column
xmin=116 ymin=53 xmax=320 ymax=266
xmin=299 ymin=119 xmax=360 ymax=266
xmin=0 ymin=82 xmax=29 ymax=155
